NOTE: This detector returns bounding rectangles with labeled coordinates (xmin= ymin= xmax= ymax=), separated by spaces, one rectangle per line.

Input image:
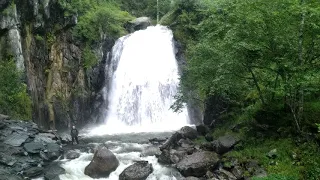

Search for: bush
xmin=0 ymin=58 xmax=32 ymax=120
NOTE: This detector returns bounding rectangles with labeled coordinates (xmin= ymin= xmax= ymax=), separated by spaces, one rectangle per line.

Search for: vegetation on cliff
xmin=0 ymin=58 xmax=32 ymax=120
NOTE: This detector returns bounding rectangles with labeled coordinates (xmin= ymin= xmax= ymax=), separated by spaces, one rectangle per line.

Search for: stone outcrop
xmin=0 ymin=119 xmax=64 ymax=179
xmin=84 ymin=144 xmax=119 ymax=178
xmin=119 ymin=161 xmax=153 ymax=180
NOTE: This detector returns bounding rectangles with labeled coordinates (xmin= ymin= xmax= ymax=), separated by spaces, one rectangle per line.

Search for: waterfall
xmin=92 ymin=25 xmax=189 ymax=135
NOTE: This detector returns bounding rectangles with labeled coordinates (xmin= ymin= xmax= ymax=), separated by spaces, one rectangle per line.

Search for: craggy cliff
xmin=0 ymin=0 xmax=112 ymax=130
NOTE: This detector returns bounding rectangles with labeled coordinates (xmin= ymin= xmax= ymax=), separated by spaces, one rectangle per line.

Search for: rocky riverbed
xmin=0 ymin=117 xmax=65 ymax=180
xmin=0 ymin=116 xmax=267 ymax=180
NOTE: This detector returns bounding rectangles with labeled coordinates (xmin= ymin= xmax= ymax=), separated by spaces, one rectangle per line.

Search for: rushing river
xmin=59 ymin=131 xmax=184 ymax=180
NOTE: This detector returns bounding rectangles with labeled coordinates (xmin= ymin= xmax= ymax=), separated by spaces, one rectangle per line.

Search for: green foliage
xmin=252 ymin=174 xmax=297 ymax=180
xmin=0 ymin=58 xmax=32 ymax=120
xmin=116 ymin=0 xmax=172 ymax=21
xmin=60 ymin=0 xmax=133 ymax=43
xmin=82 ymin=45 xmax=98 ymax=69
xmin=174 ymin=0 xmax=320 ymax=132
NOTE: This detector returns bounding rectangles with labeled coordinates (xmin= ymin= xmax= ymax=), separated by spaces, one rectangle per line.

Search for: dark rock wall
xmin=0 ymin=0 xmax=115 ymax=130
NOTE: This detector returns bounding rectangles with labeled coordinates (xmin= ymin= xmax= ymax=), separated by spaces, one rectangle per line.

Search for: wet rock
xmin=140 ymin=146 xmax=161 ymax=157
xmin=205 ymin=134 xmax=213 ymax=142
xmin=34 ymin=133 xmax=57 ymax=144
xmin=84 ymin=145 xmax=119 ymax=178
xmin=0 ymin=152 xmax=17 ymax=166
xmin=60 ymin=134 xmax=71 ymax=144
xmin=177 ymin=151 xmax=220 ymax=177
xmin=206 ymin=171 xmax=214 ymax=179
xmin=44 ymin=163 xmax=65 ymax=180
xmin=119 ymin=161 xmax=153 ymax=180
xmin=179 ymin=126 xmax=198 ymax=140
xmin=178 ymin=139 xmax=194 ymax=148
xmin=127 ymin=17 xmax=151 ymax=32
xmin=212 ymin=135 xmax=238 ymax=154
xmin=160 ymin=132 xmax=183 ymax=151
xmin=157 ymin=149 xmax=172 ymax=164
xmin=149 ymin=137 xmax=167 ymax=145
xmin=46 ymin=143 xmax=62 ymax=160
xmin=23 ymin=167 xmax=43 ymax=178
xmin=4 ymin=132 xmax=29 ymax=147
xmin=23 ymin=142 xmax=45 ymax=154
xmin=196 ymin=125 xmax=210 ymax=136
xmin=0 ymin=114 xmax=10 ymax=120
xmin=65 ymin=150 xmax=80 ymax=160
xmin=184 ymin=177 xmax=201 ymax=180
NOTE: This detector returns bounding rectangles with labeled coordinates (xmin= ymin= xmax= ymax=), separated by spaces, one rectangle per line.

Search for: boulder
xmin=140 ymin=146 xmax=161 ymax=157
xmin=119 ymin=161 xmax=153 ymax=180
xmin=196 ymin=125 xmax=210 ymax=136
xmin=65 ymin=150 xmax=80 ymax=160
xmin=157 ymin=149 xmax=172 ymax=164
xmin=212 ymin=135 xmax=238 ymax=154
xmin=179 ymin=126 xmax=198 ymax=140
xmin=0 ymin=114 xmax=10 ymax=121
xmin=34 ymin=133 xmax=56 ymax=144
xmin=177 ymin=151 xmax=220 ymax=177
xmin=178 ymin=139 xmax=195 ymax=148
xmin=160 ymin=132 xmax=183 ymax=151
xmin=84 ymin=145 xmax=119 ymax=178
xmin=4 ymin=132 xmax=29 ymax=147
xmin=0 ymin=152 xmax=17 ymax=166
xmin=46 ymin=143 xmax=62 ymax=160
xmin=149 ymin=137 xmax=167 ymax=145
xmin=44 ymin=163 xmax=65 ymax=180
xmin=23 ymin=167 xmax=43 ymax=178
xmin=184 ymin=177 xmax=201 ymax=180
xmin=23 ymin=142 xmax=45 ymax=154
xmin=266 ymin=149 xmax=277 ymax=159
xmin=127 ymin=17 xmax=151 ymax=32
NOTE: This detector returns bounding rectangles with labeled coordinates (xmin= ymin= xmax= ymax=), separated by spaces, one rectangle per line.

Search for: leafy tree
xmin=0 ymin=58 xmax=32 ymax=120
xmin=175 ymin=0 xmax=320 ymax=131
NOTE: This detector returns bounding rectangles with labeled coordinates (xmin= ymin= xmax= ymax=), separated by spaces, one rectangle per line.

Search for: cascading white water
xmin=91 ymin=25 xmax=189 ymax=135
xmin=59 ymin=26 xmax=189 ymax=180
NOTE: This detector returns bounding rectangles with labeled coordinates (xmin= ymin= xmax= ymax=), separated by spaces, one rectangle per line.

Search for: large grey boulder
xmin=23 ymin=142 xmax=45 ymax=154
xmin=0 ymin=152 xmax=17 ymax=166
xmin=46 ymin=143 xmax=62 ymax=160
xmin=4 ymin=132 xmax=29 ymax=147
xmin=65 ymin=150 xmax=80 ymax=160
xmin=44 ymin=163 xmax=65 ymax=180
xmin=177 ymin=151 xmax=220 ymax=177
xmin=119 ymin=161 xmax=153 ymax=180
xmin=84 ymin=145 xmax=119 ymax=178
xmin=23 ymin=167 xmax=44 ymax=178
xmin=160 ymin=132 xmax=183 ymax=151
xmin=179 ymin=126 xmax=198 ymax=140
xmin=212 ymin=135 xmax=238 ymax=154
xmin=0 ymin=114 xmax=10 ymax=121
xmin=127 ymin=17 xmax=151 ymax=32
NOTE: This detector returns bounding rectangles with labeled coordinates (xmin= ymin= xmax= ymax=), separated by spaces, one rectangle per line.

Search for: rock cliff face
xmin=0 ymin=0 xmax=114 ymax=129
